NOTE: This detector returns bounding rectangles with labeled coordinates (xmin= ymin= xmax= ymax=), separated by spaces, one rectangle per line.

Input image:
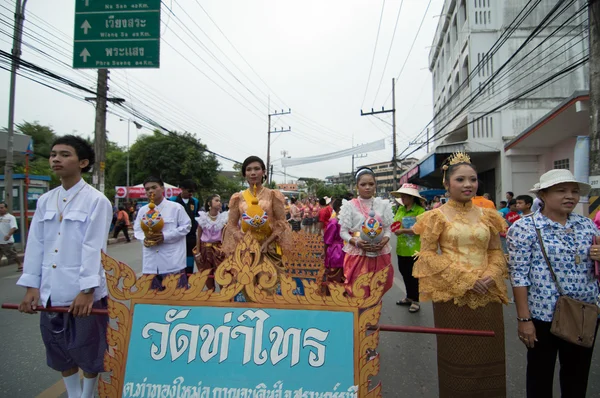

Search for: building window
xmin=554 ymin=159 xmax=570 ymax=170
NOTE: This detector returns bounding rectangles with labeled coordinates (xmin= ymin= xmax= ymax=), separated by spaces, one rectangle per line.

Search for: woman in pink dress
xmin=339 ymin=168 xmax=394 ymax=297
xmin=322 ymin=198 xmax=345 ymax=294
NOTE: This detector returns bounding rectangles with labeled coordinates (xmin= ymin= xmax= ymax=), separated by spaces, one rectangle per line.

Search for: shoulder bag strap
xmin=533 ymin=217 xmax=564 ymax=295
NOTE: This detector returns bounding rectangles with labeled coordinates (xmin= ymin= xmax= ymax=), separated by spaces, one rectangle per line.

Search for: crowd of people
xmin=10 ymin=137 xmax=600 ymax=397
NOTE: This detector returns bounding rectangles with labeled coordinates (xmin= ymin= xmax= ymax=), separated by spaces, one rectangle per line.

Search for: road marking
xmin=3 ymin=274 xmax=21 ymax=280
xmin=36 ymin=371 xmax=82 ymax=398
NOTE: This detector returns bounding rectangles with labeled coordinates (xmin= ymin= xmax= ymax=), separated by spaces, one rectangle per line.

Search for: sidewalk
xmin=0 ymin=233 xmax=135 ymax=267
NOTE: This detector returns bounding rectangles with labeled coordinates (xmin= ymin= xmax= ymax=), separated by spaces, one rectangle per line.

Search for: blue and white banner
xmin=122 ymin=304 xmax=357 ymax=398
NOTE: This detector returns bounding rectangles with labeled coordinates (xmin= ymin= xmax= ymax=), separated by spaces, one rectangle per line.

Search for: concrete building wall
xmin=428 ymin=0 xmax=588 ymax=197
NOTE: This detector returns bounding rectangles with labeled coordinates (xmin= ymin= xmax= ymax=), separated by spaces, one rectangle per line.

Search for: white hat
xmin=323 ymin=196 xmax=332 ymax=205
xmin=530 ymin=169 xmax=591 ymax=196
xmin=390 ymin=183 xmax=424 ymax=200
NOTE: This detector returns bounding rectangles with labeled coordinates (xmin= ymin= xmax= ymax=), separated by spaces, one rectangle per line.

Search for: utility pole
xmin=86 ymin=70 xmax=124 ymax=194
xmin=4 ymin=0 xmax=28 ymax=211
xmin=92 ymin=69 xmax=108 ymax=194
xmin=267 ymin=109 xmax=291 ymax=184
xmin=360 ymin=78 xmax=398 ymax=190
xmin=589 ymin=0 xmax=600 ymax=205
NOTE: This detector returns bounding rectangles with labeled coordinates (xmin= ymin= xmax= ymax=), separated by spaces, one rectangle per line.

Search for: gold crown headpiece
xmin=442 ymin=152 xmax=471 ymax=183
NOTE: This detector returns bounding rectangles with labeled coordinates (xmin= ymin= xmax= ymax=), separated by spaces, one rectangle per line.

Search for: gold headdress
xmin=442 ymin=152 xmax=472 ymax=184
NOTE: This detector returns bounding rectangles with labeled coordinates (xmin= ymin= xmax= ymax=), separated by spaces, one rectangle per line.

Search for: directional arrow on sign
xmin=80 ymin=20 xmax=91 ymax=34
xmin=79 ymin=48 xmax=90 ymax=63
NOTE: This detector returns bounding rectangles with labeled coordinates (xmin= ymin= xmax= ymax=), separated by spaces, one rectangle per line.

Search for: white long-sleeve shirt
xmin=17 ymin=178 xmax=112 ymax=307
xmin=338 ymin=197 xmax=394 ymax=256
xmin=134 ymin=199 xmax=191 ymax=274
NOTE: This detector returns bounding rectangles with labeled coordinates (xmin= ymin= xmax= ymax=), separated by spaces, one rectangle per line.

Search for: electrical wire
xmin=360 ymin=0 xmax=386 ymax=109
xmin=370 ymin=0 xmax=404 ymax=107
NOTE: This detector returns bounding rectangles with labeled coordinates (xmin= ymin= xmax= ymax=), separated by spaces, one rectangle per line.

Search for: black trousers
xmin=397 ymin=255 xmax=419 ymax=302
xmin=112 ymin=224 xmax=130 ymax=242
xmin=526 ymin=318 xmax=599 ymax=398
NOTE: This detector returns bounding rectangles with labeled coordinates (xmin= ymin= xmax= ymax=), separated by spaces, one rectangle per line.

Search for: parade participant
xmin=134 ymin=176 xmax=191 ymax=290
xmin=507 ymin=169 xmax=600 ymax=398
xmin=284 ymin=197 xmax=291 ymax=221
xmin=17 ymin=135 xmax=112 ymax=398
xmin=323 ymin=198 xmax=345 ymax=290
xmin=339 ymin=167 xmax=394 ymax=297
xmin=413 ymin=152 xmax=509 ymax=397
xmin=390 ymin=184 xmax=425 ymax=313
xmin=302 ymin=198 xmax=313 ymax=232
xmin=317 ymin=197 xmax=333 ymax=233
xmin=289 ymin=197 xmax=302 ymax=232
xmin=195 ymin=194 xmax=228 ymax=290
xmin=506 ymin=191 xmax=515 ymax=201
xmin=170 ymin=179 xmax=199 ymax=274
xmin=222 ymin=156 xmax=292 ymax=291
xmin=312 ymin=199 xmax=321 ymax=234
xmin=112 ymin=205 xmax=131 ymax=243
xmin=0 ymin=202 xmax=22 ymax=272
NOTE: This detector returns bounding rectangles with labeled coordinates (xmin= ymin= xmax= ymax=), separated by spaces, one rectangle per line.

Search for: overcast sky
xmin=0 ymin=0 xmax=444 ymax=183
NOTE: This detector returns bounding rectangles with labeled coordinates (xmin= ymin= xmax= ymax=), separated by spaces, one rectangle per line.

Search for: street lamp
xmin=119 ymin=118 xmax=142 ymax=199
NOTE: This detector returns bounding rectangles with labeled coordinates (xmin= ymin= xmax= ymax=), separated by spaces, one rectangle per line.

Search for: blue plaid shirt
xmin=507 ymin=211 xmax=600 ymax=322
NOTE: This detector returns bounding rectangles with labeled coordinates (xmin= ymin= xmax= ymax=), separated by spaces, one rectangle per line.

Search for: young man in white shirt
xmin=17 ymin=135 xmax=112 ymax=398
xmin=134 ymin=176 xmax=191 ymax=290
xmin=0 ymin=202 xmax=22 ymax=271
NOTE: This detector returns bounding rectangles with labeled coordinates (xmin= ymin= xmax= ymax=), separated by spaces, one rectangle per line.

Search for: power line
xmin=371 ymin=0 xmax=404 ymax=105
xmin=402 ymin=56 xmax=589 ymax=160
xmin=360 ymin=0 xmax=386 ymax=109
xmin=400 ymin=0 xmax=575 ymax=153
xmin=378 ymin=0 xmax=433 ymax=107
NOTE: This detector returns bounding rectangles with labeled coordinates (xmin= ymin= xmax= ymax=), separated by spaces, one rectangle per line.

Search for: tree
xmin=129 ymin=130 xmax=220 ymax=198
xmin=8 ymin=122 xmax=61 ymax=188
xmin=213 ymin=174 xmax=244 ymax=203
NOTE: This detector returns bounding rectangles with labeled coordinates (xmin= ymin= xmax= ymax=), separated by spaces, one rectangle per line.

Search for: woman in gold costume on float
xmin=222 ymin=156 xmax=292 ymax=296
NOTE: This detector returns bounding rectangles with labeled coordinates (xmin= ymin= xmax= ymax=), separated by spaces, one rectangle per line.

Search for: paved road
xmin=1 ymin=240 xmax=599 ymax=397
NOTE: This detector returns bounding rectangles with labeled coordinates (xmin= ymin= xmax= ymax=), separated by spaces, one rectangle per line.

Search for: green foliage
xmin=129 ymin=130 xmax=220 ymax=198
xmin=213 ymin=174 xmax=244 ymax=202
xmin=266 ymin=180 xmax=277 ymax=189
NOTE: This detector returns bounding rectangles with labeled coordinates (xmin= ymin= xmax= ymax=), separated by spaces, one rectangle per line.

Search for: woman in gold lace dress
xmin=222 ymin=156 xmax=292 ymax=298
xmin=413 ymin=153 xmax=508 ymax=397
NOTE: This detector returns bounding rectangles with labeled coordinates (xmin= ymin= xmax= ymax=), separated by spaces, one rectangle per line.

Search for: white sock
xmin=81 ymin=375 xmax=99 ymax=398
xmin=63 ymin=373 xmax=82 ymax=398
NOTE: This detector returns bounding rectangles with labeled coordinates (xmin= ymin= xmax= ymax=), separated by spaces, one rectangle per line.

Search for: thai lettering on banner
xmin=123 ymin=379 xmax=358 ymax=398
xmin=141 ymin=309 xmax=330 ymax=367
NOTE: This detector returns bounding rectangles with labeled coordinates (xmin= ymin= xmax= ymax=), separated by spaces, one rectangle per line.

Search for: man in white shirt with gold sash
xmin=17 ymin=135 xmax=112 ymax=398
xmin=134 ymin=176 xmax=191 ymax=290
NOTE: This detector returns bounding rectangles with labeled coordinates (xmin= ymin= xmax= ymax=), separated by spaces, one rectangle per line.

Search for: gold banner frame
xmin=99 ymin=233 xmax=386 ymax=397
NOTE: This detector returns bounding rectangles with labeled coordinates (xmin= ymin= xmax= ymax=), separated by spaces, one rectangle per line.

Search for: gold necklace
xmin=56 ymin=182 xmax=87 ymax=222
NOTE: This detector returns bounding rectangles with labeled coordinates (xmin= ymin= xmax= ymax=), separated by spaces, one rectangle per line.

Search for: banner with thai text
xmin=122 ymin=303 xmax=358 ymax=397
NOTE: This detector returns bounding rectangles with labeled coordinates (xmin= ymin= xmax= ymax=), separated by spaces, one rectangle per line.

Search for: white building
xmin=401 ymin=0 xmax=588 ymax=203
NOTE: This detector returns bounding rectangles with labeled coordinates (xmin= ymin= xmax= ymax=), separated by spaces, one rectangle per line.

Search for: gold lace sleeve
xmin=481 ymin=209 xmax=509 ymax=303
xmin=269 ymin=189 xmax=292 ymax=252
xmin=222 ymin=192 xmax=242 ymax=255
xmin=413 ymin=210 xmax=481 ymax=305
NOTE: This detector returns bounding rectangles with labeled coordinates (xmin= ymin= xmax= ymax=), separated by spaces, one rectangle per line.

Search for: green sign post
xmin=73 ymin=0 xmax=161 ymax=69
